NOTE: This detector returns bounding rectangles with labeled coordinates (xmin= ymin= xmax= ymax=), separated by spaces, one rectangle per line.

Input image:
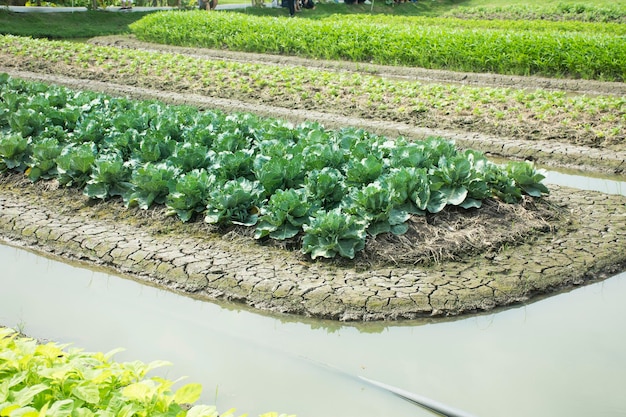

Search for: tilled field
xmin=1 ymin=34 xmax=625 ymax=173
xmin=1 ymin=36 xmax=626 ymax=320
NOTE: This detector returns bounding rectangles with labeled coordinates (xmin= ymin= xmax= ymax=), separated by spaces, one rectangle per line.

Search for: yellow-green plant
xmin=0 ymin=327 xmax=294 ymax=417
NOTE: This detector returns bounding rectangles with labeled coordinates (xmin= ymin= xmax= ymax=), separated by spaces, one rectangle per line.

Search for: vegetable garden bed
xmin=1 ymin=73 xmax=625 ymax=320
xmin=130 ymin=11 xmax=626 ymax=81
xmin=0 ymin=74 xmax=550 ymax=260
xmin=1 ymin=35 xmax=625 ymax=175
xmin=0 ymin=14 xmax=625 ymax=319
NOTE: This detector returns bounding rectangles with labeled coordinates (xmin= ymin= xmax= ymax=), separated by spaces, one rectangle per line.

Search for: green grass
xmin=0 ymin=9 xmax=154 ymax=38
xmin=2 ymin=0 xmax=626 ymax=40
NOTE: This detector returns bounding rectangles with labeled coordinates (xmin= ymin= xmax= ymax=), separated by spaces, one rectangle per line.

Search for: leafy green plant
xmin=344 ymin=181 xmax=410 ymax=237
xmin=126 ymin=162 xmax=180 ymax=209
xmin=83 ymin=152 xmax=133 ymax=200
xmin=0 ymin=133 xmax=30 ymax=173
xmin=0 ymin=327 xmax=291 ymax=417
xmin=429 ymin=150 xmax=494 ymax=211
xmin=302 ymin=208 xmax=367 ymax=260
xmin=506 ymin=161 xmax=550 ymax=197
xmin=212 ymin=150 xmax=255 ymax=181
xmin=204 ymin=177 xmax=265 ymax=226
xmin=304 ymin=167 xmax=347 ymax=211
xmin=56 ymin=142 xmax=97 ymax=187
xmin=25 ymin=136 xmax=62 ymax=182
xmin=166 ymin=169 xmax=215 ymax=222
xmin=170 ymin=142 xmax=213 ymax=173
xmin=345 ymin=155 xmax=384 ymax=187
xmin=388 ymin=140 xmax=432 ymax=170
xmin=254 ymin=155 xmax=305 ymax=196
xmin=255 ymin=188 xmax=312 ymax=240
xmin=72 ymin=116 xmax=109 ymax=145
xmin=302 ymin=142 xmax=346 ymax=171
xmin=383 ymin=167 xmax=430 ymax=215
xmin=460 ymin=150 xmax=493 ymax=208
xmin=132 ymin=133 xmax=177 ymax=164
xmin=8 ymin=108 xmax=46 ymax=138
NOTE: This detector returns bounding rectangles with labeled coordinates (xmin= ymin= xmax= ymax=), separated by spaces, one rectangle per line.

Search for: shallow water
xmin=543 ymin=168 xmax=626 ymax=196
xmin=2 ymin=243 xmax=626 ymax=417
xmin=2 ymin=165 xmax=626 ymax=417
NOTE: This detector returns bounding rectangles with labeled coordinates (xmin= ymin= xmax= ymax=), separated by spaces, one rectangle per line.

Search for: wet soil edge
xmin=1 ymin=184 xmax=625 ymax=321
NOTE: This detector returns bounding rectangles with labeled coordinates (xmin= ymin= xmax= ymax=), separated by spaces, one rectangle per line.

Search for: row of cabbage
xmin=0 ymin=74 xmax=548 ymax=259
xmin=0 ymin=327 xmax=287 ymax=417
xmin=130 ymin=11 xmax=626 ymax=81
xmin=441 ymin=3 xmax=626 ymax=23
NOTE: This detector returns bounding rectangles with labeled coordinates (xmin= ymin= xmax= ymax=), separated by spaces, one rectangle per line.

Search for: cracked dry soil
xmin=1 ymin=38 xmax=626 ymax=320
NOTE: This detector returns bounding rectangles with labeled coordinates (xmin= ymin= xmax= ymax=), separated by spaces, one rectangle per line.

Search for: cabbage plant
xmin=0 ymin=133 xmax=29 ymax=173
xmin=25 ymin=136 xmax=62 ymax=182
xmin=126 ymin=162 xmax=180 ymax=209
xmin=255 ymin=188 xmax=312 ymax=240
xmin=84 ymin=152 xmax=132 ymax=200
xmin=166 ymin=169 xmax=215 ymax=222
xmin=304 ymin=167 xmax=346 ymax=211
xmin=344 ymin=181 xmax=410 ymax=237
xmin=302 ymin=208 xmax=367 ymax=260
xmin=56 ymin=142 xmax=97 ymax=187
xmin=204 ymin=177 xmax=265 ymax=226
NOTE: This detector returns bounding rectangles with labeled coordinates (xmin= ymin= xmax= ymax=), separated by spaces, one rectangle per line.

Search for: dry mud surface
xmin=1 ymin=178 xmax=626 ymax=321
xmin=2 ymin=39 xmax=626 ymax=320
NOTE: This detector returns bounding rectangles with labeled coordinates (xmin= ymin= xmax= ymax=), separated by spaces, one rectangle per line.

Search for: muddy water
xmin=542 ymin=168 xmax=626 ymax=196
xmin=2 ymin=242 xmax=626 ymax=417
xmin=2 ymin=169 xmax=626 ymax=417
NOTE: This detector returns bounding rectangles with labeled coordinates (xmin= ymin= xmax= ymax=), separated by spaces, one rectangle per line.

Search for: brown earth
xmin=1 ymin=37 xmax=626 ymax=320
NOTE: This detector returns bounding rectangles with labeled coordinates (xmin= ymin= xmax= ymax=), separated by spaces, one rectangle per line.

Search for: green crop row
xmin=129 ymin=11 xmax=626 ymax=81
xmin=0 ymin=74 xmax=548 ymax=260
xmin=1 ymin=35 xmax=624 ymax=148
xmin=0 ymin=327 xmax=290 ymax=417
xmin=442 ymin=3 xmax=626 ymax=23
xmin=321 ymin=14 xmax=626 ymax=36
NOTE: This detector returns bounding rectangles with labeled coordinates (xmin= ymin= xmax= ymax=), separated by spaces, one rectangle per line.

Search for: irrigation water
xmin=2 ymin=169 xmax=625 ymax=417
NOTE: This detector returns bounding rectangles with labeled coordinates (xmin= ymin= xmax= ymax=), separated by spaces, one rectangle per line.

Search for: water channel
xmin=2 ymin=168 xmax=626 ymax=417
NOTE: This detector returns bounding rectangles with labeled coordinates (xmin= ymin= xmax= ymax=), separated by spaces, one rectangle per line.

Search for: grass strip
xmin=0 ymin=9 xmax=153 ymax=39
